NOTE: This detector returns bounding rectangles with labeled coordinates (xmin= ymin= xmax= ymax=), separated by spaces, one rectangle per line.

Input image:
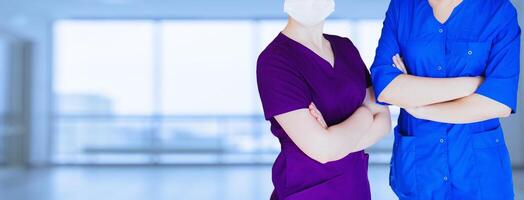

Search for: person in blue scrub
xmin=371 ymin=0 xmax=521 ymax=199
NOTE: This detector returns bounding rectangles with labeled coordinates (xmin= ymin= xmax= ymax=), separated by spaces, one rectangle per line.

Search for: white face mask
xmin=284 ymin=0 xmax=335 ymax=27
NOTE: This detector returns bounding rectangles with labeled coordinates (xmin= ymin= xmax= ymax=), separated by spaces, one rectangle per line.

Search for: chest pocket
xmin=446 ymin=41 xmax=492 ymax=75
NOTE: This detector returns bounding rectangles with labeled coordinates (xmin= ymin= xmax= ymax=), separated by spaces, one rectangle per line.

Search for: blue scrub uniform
xmin=371 ymin=0 xmax=521 ymax=199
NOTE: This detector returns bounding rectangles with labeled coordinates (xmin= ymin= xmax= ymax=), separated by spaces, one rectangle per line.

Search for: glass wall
xmin=53 ymin=19 xmax=395 ymax=164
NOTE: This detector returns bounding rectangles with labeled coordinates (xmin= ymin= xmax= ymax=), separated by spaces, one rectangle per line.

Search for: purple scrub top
xmin=256 ymin=33 xmax=372 ymax=200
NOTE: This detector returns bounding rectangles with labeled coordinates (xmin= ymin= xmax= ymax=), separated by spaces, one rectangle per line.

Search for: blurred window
xmin=53 ymin=19 xmax=391 ymax=164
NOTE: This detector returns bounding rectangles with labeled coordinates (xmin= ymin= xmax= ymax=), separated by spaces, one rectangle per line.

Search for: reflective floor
xmin=0 ymin=165 xmax=522 ymax=200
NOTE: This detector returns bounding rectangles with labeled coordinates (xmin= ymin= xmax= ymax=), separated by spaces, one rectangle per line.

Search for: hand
xmin=309 ymin=103 xmax=328 ymax=129
xmin=392 ymin=54 xmax=408 ymax=74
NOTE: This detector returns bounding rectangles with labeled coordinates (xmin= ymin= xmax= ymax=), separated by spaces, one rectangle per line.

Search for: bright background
xmin=51 ymin=19 xmax=394 ymax=165
xmin=0 ymin=0 xmax=523 ymax=199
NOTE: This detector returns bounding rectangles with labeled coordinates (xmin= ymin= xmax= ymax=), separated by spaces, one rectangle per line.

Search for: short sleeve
xmin=475 ymin=5 xmax=521 ymax=113
xmin=342 ymin=37 xmax=373 ymax=88
xmin=343 ymin=38 xmax=373 ymax=88
xmin=370 ymin=0 xmax=404 ymax=105
xmin=257 ymin=54 xmax=312 ymax=120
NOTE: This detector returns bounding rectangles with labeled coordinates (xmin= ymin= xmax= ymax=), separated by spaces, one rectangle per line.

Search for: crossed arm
xmin=370 ymin=0 xmax=518 ymax=125
xmin=380 ymin=54 xmax=512 ymax=124
xmin=274 ymin=88 xmax=391 ymax=164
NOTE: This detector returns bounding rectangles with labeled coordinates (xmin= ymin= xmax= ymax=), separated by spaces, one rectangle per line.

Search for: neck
xmin=282 ymin=17 xmax=325 ymax=47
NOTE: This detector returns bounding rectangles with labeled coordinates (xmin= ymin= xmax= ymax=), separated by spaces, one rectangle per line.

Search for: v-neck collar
xmin=279 ymin=32 xmax=337 ymax=71
xmin=425 ymin=0 xmax=467 ymax=26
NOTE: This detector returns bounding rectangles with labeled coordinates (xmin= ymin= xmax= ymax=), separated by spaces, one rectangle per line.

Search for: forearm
xmin=323 ymin=106 xmax=374 ymax=161
xmin=354 ymin=109 xmax=392 ymax=151
xmin=379 ymin=75 xmax=481 ymax=108
xmin=407 ymin=94 xmax=512 ymax=124
xmin=275 ymin=107 xmax=373 ymax=164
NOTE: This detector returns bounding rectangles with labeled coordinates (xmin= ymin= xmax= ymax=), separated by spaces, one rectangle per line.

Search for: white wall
xmin=0 ymin=15 xmax=54 ymax=167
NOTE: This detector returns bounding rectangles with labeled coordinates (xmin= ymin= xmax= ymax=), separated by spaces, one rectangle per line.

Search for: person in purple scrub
xmin=256 ymin=0 xmax=392 ymax=199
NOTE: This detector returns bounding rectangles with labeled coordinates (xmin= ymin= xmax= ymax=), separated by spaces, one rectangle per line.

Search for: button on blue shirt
xmin=370 ymin=0 xmax=520 ymax=199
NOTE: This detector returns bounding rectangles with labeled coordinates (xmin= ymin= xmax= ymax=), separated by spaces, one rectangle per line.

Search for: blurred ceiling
xmin=0 ymin=0 xmax=390 ymax=20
